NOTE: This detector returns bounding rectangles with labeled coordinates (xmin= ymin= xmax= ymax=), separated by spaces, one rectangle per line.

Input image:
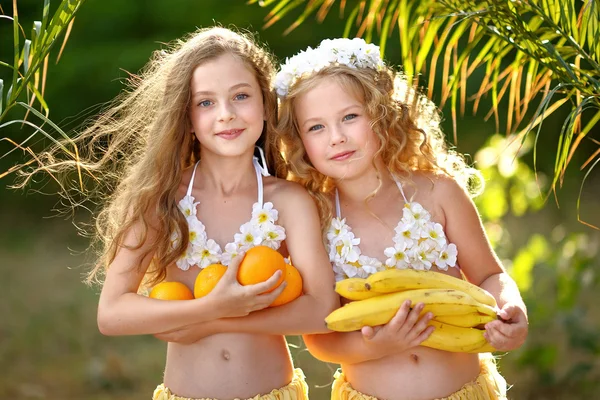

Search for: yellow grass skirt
xmin=331 ymin=354 xmax=507 ymax=400
xmin=153 ymin=368 xmax=308 ymax=400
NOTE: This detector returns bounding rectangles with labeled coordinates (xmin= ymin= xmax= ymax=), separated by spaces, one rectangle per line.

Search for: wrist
xmin=362 ymin=335 xmax=388 ymax=359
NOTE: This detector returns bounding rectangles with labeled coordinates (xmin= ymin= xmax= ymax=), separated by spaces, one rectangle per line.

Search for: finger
xmin=247 ymin=269 xmax=284 ymax=295
xmin=261 ymin=280 xmax=288 ymax=305
xmin=224 ymin=252 xmax=245 ymax=279
xmin=411 ymin=325 xmax=435 ymax=346
xmin=484 ymin=325 xmax=511 ymax=350
xmin=498 ymin=304 xmax=517 ymax=321
xmin=362 ymin=325 xmax=381 ymax=340
xmin=250 ymin=281 xmax=288 ymax=312
xmin=361 ymin=326 xmax=375 ymax=340
xmin=403 ymin=302 xmax=426 ymax=329
xmin=411 ymin=312 xmax=433 ymax=335
xmin=388 ymin=300 xmax=412 ymax=329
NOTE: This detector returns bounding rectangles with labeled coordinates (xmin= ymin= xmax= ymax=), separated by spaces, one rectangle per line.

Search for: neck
xmin=196 ymin=149 xmax=257 ymax=197
xmin=335 ymin=161 xmax=397 ymax=206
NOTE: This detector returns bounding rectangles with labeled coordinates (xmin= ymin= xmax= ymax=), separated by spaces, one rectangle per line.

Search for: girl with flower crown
xmin=271 ymin=38 xmax=528 ymax=400
xmin=27 ymin=27 xmax=340 ymax=400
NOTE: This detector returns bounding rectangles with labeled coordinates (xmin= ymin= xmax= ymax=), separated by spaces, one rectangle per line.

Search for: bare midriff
xmin=343 ymin=348 xmax=480 ymax=400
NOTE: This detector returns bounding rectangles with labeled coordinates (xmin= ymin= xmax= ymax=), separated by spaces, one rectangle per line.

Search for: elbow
xmin=321 ymin=292 xmax=340 ymax=320
xmin=302 ymin=333 xmax=334 ymax=363
xmin=97 ymin=305 xmax=119 ymax=336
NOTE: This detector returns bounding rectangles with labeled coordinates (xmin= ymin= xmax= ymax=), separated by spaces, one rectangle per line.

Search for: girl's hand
xmin=208 ymin=253 xmax=287 ymax=318
xmin=360 ymin=301 xmax=435 ymax=355
xmin=484 ymin=303 xmax=528 ymax=351
xmin=154 ymin=321 xmax=217 ymax=344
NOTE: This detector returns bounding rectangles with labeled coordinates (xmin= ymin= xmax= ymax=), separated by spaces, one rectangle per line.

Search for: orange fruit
xmin=194 ymin=263 xmax=228 ymax=298
xmin=237 ymin=245 xmax=286 ymax=293
xmin=270 ymin=263 xmax=303 ymax=307
xmin=149 ymin=281 xmax=194 ymax=300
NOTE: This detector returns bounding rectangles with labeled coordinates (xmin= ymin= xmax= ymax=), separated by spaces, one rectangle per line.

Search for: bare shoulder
xmin=410 ymin=171 xmax=468 ymax=204
xmin=263 ymin=177 xmax=317 ymax=221
xmin=263 ymin=176 xmax=313 ymax=204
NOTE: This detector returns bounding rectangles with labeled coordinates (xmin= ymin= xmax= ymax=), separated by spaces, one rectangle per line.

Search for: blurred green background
xmin=1 ymin=1 xmax=599 ymax=399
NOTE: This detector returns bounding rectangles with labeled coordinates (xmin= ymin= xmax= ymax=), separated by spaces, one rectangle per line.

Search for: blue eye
xmin=343 ymin=113 xmax=358 ymax=121
xmin=198 ymin=100 xmax=213 ymax=107
xmin=308 ymin=124 xmax=324 ymax=132
xmin=235 ymin=93 xmax=249 ymax=100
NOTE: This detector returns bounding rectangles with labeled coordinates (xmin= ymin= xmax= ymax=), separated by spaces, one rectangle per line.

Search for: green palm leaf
xmin=1 ymin=0 xmax=86 ymax=180
xmin=250 ymin=0 xmax=600 ymax=222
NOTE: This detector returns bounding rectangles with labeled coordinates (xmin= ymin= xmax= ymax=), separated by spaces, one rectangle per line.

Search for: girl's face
xmin=189 ymin=53 xmax=265 ymax=158
xmin=294 ymin=79 xmax=380 ymax=181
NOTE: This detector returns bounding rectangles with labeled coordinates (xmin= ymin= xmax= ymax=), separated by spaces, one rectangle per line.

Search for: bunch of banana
xmin=328 ymin=269 xmax=499 ymax=353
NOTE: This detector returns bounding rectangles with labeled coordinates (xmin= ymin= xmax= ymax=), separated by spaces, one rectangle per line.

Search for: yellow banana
xmin=366 ymin=269 xmax=497 ymax=308
xmin=422 ymin=302 xmax=497 ymax=318
xmin=335 ymin=278 xmax=381 ymax=301
xmin=434 ymin=312 xmax=497 ymax=328
xmin=326 ymin=288 xmax=493 ymax=332
xmin=466 ymin=342 xmax=497 ymax=353
xmin=422 ymin=320 xmax=491 ymax=353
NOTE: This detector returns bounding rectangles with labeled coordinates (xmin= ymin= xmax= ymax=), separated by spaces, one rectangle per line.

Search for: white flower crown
xmin=274 ymin=38 xmax=385 ymax=98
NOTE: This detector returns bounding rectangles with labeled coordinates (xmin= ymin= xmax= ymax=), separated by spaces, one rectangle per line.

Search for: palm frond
xmin=1 ymin=0 xmax=86 ymax=180
xmin=250 ymin=0 xmax=600 ymax=216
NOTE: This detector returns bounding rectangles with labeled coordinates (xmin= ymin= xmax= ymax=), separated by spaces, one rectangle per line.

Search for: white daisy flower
xmin=262 ymin=223 xmax=286 ymax=249
xmin=176 ymin=243 xmax=194 ymax=271
xmin=384 ymin=241 xmax=409 ymax=269
xmin=178 ymin=195 xmax=199 ymax=217
xmin=252 ymin=202 xmax=278 ymax=225
xmin=394 ymin=221 xmax=420 ymax=247
xmin=339 ymin=233 xmax=361 ymax=263
xmin=221 ymin=242 xmax=239 ymax=266
xmin=192 ymin=239 xmax=221 ymax=269
xmin=435 ymin=243 xmax=458 ymax=270
xmin=327 ymin=218 xmax=349 ymax=242
xmin=423 ymin=222 xmax=446 ymax=247
xmin=341 ymin=263 xmax=362 ymax=278
xmin=235 ymin=222 xmax=263 ymax=250
xmin=359 ymin=255 xmax=384 ymax=275
xmin=187 ymin=217 xmax=207 ymax=246
xmin=403 ymin=202 xmax=431 ymax=229
xmin=412 ymin=241 xmax=437 ymax=270
xmin=170 ymin=229 xmax=181 ymax=250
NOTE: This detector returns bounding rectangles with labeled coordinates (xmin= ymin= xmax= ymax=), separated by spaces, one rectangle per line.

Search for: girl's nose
xmin=330 ymin=125 xmax=347 ymax=146
xmin=218 ymin=102 xmax=236 ymax=122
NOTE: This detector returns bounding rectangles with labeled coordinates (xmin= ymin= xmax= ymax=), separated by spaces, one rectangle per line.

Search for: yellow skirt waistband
xmin=153 ymin=368 xmax=308 ymax=400
xmin=331 ymin=354 xmax=507 ymax=400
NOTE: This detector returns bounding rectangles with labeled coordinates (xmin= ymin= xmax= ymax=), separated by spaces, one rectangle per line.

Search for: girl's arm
xmin=213 ymin=183 xmax=340 ymax=334
xmin=438 ymin=176 xmax=528 ymax=351
xmin=155 ymin=184 xmax=339 ymax=341
xmin=304 ymin=301 xmax=434 ymax=365
xmin=97 ymin=218 xmax=285 ymax=336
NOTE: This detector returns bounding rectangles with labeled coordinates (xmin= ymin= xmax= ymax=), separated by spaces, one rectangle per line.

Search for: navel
xmin=222 ymin=349 xmax=231 ymax=361
xmin=410 ymin=353 xmax=419 ymax=363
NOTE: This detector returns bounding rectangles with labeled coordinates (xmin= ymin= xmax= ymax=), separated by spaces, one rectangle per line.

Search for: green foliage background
xmin=1 ymin=1 xmax=599 ymax=399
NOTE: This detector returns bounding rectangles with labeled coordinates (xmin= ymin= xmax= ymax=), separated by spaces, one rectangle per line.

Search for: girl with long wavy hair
xmin=272 ymin=38 xmax=528 ymax=400
xmin=24 ymin=27 xmax=339 ymax=400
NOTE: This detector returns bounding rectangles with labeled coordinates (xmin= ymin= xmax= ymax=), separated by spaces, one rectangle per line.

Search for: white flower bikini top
xmin=173 ymin=156 xmax=286 ymax=271
xmin=327 ymin=177 xmax=458 ymax=281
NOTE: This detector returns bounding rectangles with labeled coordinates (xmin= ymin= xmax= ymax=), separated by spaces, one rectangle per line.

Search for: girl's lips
xmin=331 ymin=151 xmax=355 ymax=161
xmin=216 ymin=129 xmax=244 ymax=139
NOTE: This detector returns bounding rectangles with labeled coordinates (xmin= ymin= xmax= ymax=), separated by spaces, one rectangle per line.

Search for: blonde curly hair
xmin=274 ymin=63 xmax=481 ymax=234
xmin=17 ymin=27 xmax=278 ymax=286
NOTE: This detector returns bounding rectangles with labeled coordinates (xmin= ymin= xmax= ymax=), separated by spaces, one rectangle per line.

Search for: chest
xmin=194 ymin=192 xmax=258 ymax=248
xmin=341 ymin=205 xmax=404 ymax=260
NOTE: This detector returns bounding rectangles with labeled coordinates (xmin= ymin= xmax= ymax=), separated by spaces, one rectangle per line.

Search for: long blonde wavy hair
xmin=274 ymin=64 xmax=481 ymax=233
xmin=18 ymin=27 xmax=278 ymax=286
